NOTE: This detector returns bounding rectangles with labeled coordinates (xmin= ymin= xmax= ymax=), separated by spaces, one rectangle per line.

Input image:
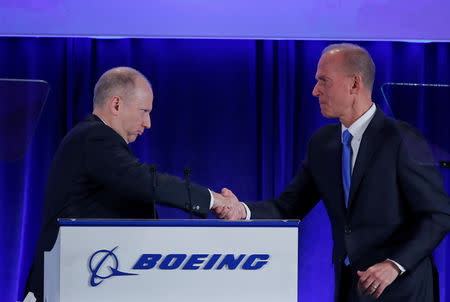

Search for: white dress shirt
xmin=341 ymin=103 xmax=376 ymax=173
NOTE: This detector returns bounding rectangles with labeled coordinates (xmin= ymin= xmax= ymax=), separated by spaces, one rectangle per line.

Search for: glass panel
xmin=381 ymin=82 xmax=450 ymax=170
xmin=0 ymin=79 xmax=49 ymax=160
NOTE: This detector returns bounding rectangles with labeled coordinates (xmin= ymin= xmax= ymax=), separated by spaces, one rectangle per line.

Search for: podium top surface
xmin=58 ymin=219 xmax=300 ymax=227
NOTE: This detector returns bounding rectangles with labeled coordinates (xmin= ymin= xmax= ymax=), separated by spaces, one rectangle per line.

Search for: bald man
xmin=216 ymin=44 xmax=450 ymax=302
xmin=25 ymin=67 xmax=227 ymax=301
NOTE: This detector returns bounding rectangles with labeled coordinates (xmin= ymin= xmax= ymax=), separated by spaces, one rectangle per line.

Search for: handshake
xmin=211 ymin=188 xmax=247 ymax=220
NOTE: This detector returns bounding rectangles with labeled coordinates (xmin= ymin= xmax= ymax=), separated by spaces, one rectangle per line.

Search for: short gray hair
xmin=93 ymin=67 xmax=150 ymax=108
xmin=322 ymin=43 xmax=375 ymax=92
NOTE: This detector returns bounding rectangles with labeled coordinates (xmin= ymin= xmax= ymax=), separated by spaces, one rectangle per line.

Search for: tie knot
xmin=343 ymin=130 xmax=353 ymax=145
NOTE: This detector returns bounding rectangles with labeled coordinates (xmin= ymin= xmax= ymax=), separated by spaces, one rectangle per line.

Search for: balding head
xmin=322 ymin=43 xmax=375 ymax=93
xmin=92 ymin=67 xmax=154 ymax=144
xmin=93 ymin=67 xmax=151 ymax=109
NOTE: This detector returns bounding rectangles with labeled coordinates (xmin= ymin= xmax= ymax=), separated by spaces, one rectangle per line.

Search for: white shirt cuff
xmin=208 ymin=189 xmax=214 ymax=209
xmin=387 ymin=258 xmax=406 ymax=275
xmin=242 ymin=202 xmax=251 ymax=220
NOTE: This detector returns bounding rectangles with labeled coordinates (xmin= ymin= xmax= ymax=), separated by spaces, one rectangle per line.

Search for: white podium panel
xmin=45 ymin=220 xmax=299 ymax=302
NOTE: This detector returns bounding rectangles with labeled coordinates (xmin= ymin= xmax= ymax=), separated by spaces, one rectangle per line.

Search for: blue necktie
xmin=342 ymin=130 xmax=353 ymax=266
xmin=342 ymin=130 xmax=353 ymax=208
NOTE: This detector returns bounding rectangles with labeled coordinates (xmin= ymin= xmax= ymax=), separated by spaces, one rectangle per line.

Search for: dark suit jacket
xmin=247 ymin=108 xmax=450 ymax=302
xmin=25 ymin=114 xmax=211 ymax=301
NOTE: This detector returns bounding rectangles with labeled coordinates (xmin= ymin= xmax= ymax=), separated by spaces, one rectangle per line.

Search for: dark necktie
xmin=342 ymin=130 xmax=353 ymax=208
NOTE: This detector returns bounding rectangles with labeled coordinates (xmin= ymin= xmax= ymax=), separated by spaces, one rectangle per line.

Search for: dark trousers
xmin=336 ymin=258 xmax=438 ymax=302
xmin=338 ymin=264 xmax=384 ymax=302
xmin=337 ymin=264 xmax=369 ymax=302
xmin=338 ymin=264 xmax=354 ymax=302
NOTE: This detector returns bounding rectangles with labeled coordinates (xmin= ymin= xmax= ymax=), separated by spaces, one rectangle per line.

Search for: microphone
xmin=150 ymin=164 xmax=158 ymax=219
xmin=184 ymin=166 xmax=193 ymax=219
xmin=439 ymin=161 xmax=450 ymax=169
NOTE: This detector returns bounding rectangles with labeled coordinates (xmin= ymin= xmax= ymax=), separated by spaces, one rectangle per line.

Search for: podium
xmin=44 ymin=219 xmax=299 ymax=302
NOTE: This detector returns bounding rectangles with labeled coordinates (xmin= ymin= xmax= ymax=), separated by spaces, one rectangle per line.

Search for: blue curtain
xmin=0 ymin=38 xmax=448 ymax=302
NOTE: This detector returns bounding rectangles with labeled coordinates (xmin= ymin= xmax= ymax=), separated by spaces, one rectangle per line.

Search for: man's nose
xmin=143 ymin=115 xmax=151 ymax=129
xmin=312 ymin=82 xmax=320 ymax=97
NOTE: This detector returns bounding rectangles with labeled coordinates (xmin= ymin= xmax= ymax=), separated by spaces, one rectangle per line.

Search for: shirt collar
xmin=94 ymin=114 xmax=109 ymax=126
xmin=341 ymin=103 xmax=376 ymax=142
xmin=96 ymin=115 xmax=131 ymax=144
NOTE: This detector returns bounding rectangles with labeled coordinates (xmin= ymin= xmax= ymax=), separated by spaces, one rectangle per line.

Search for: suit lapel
xmin=89 ymin=114 xmax=134 ymax=153
xmin=347 ymin=108 xmax=386 ymax=210
xmin=325 ymin=124 xmax=347 ymax=214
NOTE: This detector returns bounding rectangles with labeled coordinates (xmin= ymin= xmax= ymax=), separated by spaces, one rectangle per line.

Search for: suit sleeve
xmin=389 ymin=128 xmax=450 ymax=271
xmin=83 ymin=127 xmax=211 ymax=218
xmin=246 ymin=140 xmax=321 ymax=219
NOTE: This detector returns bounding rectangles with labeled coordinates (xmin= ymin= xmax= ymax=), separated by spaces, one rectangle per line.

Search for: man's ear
xmin=108 ymin=96 xmax=121 ymax=116
xmin=350 ymin=74 xmax=362 ymax=95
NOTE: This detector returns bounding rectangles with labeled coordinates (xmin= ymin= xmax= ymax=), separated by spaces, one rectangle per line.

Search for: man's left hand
xmin=357 ymin=260 xmax=400 ymax=299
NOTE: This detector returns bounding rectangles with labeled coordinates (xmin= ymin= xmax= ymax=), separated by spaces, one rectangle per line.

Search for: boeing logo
xmin=89 ymin=248 xmax=270 ymax=287
xmin=88 ymin=247 xmax=138 ymax=286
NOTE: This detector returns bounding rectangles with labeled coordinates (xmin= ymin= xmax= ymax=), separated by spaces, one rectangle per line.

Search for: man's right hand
xmin=212 ymin=188 xmax=246 ymax=220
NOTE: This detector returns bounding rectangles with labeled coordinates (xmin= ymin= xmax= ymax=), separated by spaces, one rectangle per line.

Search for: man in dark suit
xmin=25 ymin=67 xmax=228 ymax=301
xmin=215 ymin=44 xmax=450 ymax=301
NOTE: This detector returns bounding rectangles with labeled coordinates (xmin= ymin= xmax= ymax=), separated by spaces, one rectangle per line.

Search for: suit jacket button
xmin=345 ymin=226 xmax=351 ymax=234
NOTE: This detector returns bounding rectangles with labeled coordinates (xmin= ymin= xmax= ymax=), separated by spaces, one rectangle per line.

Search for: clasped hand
xmin=211 ymin=188 xmax=246 ymax=220
xmin=357 ymin=260 xmax=400 ymax=299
